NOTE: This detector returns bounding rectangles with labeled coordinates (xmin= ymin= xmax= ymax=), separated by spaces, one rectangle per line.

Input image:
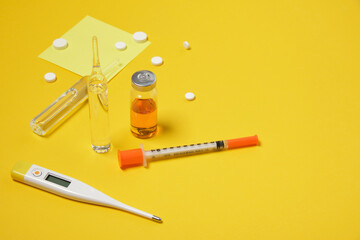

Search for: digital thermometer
xmin=11 ymin=161 xmax=162 ymax=222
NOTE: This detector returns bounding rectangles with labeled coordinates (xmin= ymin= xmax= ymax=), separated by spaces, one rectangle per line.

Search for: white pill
xmin=53 ymin=38 xmax=68 ymax=50
xmin=185 ymin=92 xmax=195 ymax=101
xmin=133 ymin=31 xmax=148 ymax=43
xmin=115 ymin=41 xmax=127 ymax=50
xmin=151 ymin=56 xmax=163 ymax=66
xmin=183 ymin=41 xmax=190 ymax=50
xmin=44 ymin=72 xmax=57 ymax=82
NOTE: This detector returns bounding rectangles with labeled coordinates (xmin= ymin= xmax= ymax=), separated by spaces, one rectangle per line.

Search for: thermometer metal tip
xmin=152 ymin=216 xmax=162 ymax=222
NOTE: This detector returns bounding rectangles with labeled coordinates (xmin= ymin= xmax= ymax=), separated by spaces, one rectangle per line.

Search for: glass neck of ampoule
xmin=92 ymin=36 xmax=103 ymax=76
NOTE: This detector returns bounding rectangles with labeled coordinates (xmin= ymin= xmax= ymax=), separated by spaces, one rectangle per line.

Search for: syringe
xmin=118 ymin=135 xmax=258 ymax=169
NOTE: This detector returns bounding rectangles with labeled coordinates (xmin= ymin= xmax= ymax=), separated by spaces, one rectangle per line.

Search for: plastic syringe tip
xmin=227 ymin=135 xmax=259 ymax=149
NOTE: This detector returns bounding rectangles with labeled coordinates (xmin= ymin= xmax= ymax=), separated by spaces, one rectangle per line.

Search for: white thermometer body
xmin=11 ymin=161 xmax=161 ymax=222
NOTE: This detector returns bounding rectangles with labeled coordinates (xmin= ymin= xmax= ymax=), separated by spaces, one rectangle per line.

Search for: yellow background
xmin=1 ymin=0 xmax=360 ymax=239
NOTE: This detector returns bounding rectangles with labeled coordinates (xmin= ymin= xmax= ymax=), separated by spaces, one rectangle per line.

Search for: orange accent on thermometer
xmin=118 ymin=135 xmax=259 ymax=169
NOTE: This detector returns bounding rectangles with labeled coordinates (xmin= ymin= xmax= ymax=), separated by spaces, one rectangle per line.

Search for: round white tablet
xmin=133 ymin=31 xmax=148 ymax=43
xmin=44 ymin=72 xmax=56 ymax=83
xmin=53 ymin=38 xmax=68 ymax=50
xmin=151 ymin=56 xmax=163 ymax=66
xmin=115 ymin=41 xmax=127 ymax=50
xmin=185 ymin=92 xmax=195 ymax=101
xmin=183 ymin=41 xmax=190 ymax=50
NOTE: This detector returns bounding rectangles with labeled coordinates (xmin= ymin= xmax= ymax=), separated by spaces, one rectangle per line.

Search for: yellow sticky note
xmin=39 ymin=16 xmax=150 ymax=79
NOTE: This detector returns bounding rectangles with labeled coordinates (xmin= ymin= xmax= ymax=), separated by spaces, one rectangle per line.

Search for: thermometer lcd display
xmin=45 ymin=174 xmax=71 ymax=187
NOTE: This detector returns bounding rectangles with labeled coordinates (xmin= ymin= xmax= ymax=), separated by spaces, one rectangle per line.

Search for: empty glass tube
xmin=30 ymin=60 xmax=119 ymax=136
xmin=87 ymin=36 xmax=111 ymax=153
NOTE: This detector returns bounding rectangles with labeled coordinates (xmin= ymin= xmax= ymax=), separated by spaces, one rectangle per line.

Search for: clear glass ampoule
xmin=87 ymin=36 xmax=111 ymax=153
xmin=30 ymin=60 xmax=119 ymax=136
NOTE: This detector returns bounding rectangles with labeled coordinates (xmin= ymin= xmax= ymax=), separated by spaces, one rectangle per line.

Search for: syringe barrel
xmin=118 ymin=141 xmax=225 ymax=169
xmin=144 ymin=141 xmax=225 ymax=161
xmin=143 ymin=135 xmax=259 ymax=160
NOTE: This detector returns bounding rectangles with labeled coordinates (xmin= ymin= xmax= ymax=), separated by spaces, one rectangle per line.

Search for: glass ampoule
xmin=87 ymin=36 xmax=111 ymax=153
xmin=30 ymin=60 xmax=119 ymax=136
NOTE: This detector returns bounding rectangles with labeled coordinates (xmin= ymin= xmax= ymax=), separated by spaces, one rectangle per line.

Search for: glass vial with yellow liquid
xmin=87 ymin=36 xmax=111 ymax=153
xmin=130 ymin=70 xmax=157 ymax=138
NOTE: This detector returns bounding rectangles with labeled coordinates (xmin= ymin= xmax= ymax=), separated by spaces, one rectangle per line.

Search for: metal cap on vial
xmin=131 ymin=70 xmax=156 ymax=92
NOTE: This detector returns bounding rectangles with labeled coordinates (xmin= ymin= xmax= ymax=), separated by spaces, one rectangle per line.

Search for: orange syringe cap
xmin=118 ymin=148 xmax=145 ymax=170
xmin=227 ymin=135 xmax=259 ymax=149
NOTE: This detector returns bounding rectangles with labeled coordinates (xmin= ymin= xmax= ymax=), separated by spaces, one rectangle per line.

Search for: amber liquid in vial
xmin=130 ymin=98 xmax=157 ymax=138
